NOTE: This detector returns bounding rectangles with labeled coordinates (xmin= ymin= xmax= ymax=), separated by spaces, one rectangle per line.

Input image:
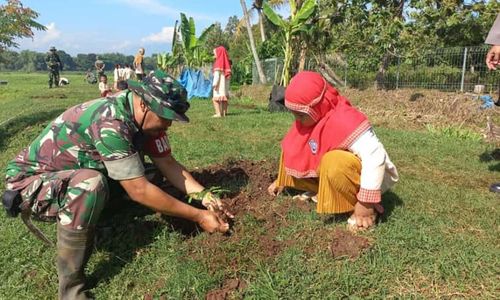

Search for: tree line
xmin=0 ymin=50 xmax=158 ymax=73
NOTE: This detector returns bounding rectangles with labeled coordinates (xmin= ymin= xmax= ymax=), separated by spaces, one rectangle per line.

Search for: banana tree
xmin=179 ymin=13 xmax=215 ymax=68
xmin=263 ymin=0 xmax=316 ymax=86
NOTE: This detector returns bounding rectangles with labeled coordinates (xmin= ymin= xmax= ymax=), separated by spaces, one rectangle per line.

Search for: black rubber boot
xmin=57 ymin=224 xmax=95 ymax=300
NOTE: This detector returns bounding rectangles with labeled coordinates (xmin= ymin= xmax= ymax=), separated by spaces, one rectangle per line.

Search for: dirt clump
xmin=329 ymin=228 xmax=372 ymax=259
xmin=205 ymin=278 xmax=247 ymax=300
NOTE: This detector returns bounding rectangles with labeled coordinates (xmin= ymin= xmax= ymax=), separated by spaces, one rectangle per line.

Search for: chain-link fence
xmin=253 ymin=46 xmax=500 ymax=93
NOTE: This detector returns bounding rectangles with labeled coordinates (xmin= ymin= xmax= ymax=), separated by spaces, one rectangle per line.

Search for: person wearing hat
xmin=2 ymin=70 xmax=231 ymax=299
xmin=45 ymin=46 xmax=62 ymax=88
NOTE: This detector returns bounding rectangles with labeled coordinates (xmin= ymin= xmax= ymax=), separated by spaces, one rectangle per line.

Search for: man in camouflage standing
xmin=2 ymin=70 xmax=231 ymax=299
xmin=45 ymin=46 xmax=62 ymax=88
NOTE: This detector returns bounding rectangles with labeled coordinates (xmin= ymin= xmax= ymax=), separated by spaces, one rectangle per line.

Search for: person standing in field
xmin=45 ymin=46 xmax=62 ymax=88
xmin=123 ymin=64 xmax=133 ymax=80
xmin=94 ymin=56 xmax=105 ymax=78
xmin=113 ymin=64 xmax=123 ymax=91
xmin=133 ymin=48 xmax=146 ymax=80
xmin=211 ymin=46 xmax=232 ymax=118
xmin=485 ymin=12 xmax=500 ymax=193
xmin=2 ymin=70 xmax=231 ymax=300
xmin=267 ymin=71 xmax=399 ymax=231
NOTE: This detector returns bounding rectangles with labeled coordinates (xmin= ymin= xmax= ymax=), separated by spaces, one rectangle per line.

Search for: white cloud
xmin=110 ymin=40 xmax=133 ymax=51
xmin=113 ymin=0 xmax=178 ymax=17
xmin=141 ymin=27 xmax=174 ymax=43
xmin=112 ymin=0 xmax=218 ymax=22
xmin=40 ymin=22 xmax=61 ymax=44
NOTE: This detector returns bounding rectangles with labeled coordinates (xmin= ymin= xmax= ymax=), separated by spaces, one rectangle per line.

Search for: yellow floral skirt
xmin=276 ymin=150 xmax=361 ymax=214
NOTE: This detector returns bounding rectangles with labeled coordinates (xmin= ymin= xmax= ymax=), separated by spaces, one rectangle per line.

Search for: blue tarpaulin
xmin=178 ymin=68 xmax=212 ymax=100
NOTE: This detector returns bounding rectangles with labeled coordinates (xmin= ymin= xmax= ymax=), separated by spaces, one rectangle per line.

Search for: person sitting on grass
xmin=2 ymin=70 xmax=231 ymax=300
xmin=267 ymin=71 xmax=399 ymax=231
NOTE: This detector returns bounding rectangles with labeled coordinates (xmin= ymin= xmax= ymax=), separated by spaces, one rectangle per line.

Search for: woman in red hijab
xmin=267 ymin=71 xmax=398 ymax=231
xmin=212 ymin=46 xmax=231 ymax=117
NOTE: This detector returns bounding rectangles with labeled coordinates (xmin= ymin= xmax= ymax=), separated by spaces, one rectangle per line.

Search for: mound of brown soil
xmin=343 ymin=87 xmax=499 ymax=133
xmin=156 ymin=160 xmax=374 ymax=298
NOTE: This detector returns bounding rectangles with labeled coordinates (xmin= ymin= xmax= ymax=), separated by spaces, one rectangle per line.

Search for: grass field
xmin=0 ymin=72 xmax=498 ymax=299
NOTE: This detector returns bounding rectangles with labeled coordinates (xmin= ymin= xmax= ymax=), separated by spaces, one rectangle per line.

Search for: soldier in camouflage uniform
xmin=45 ymin=46 xmax=62 ymax=88
xmin=3 ymin=70 xmax=231 ymax=300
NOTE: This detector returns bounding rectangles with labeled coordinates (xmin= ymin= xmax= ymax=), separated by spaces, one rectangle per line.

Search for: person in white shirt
xmin=267 ymin=71 xmax=398 ymax=231
xmin=113 ymin=64 xmax=123 ymax=91
xmin=123 ymin=64 xmax=133 ymax=80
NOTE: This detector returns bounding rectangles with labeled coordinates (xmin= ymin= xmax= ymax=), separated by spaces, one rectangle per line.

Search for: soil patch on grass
xmin=156 ymin=160 xmax=373 ymax=298
xmin=205 ymin=278 xmax=247 ymax=300
xmin=329 ymin=228 xmax=372 ymax=259
xmin=235 ymin=84 xmax=499 ymax=135
xmin=342 ymin=87 xmax=499 ymax=133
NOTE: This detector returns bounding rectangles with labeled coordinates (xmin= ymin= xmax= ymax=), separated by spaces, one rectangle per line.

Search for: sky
xmin=11 ymin=0 xmax=268 ymax=56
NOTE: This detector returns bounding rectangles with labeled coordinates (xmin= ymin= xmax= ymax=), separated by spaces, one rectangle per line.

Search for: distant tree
xmin=56 ymin=50 xmax=75 ymax=71
xmin=204 ymin=22 xmax=229 ymax=53
xmin=0 ymin=0 xmax=46 ymax=51
xmin=74 ymin=53 xmax=95 ymax=71
xmin=240 ymin=0 xmax=267 ymax=84
xmin=0 ymin=50 xmax=20 ymax=70
xmin=18 ymin=50 xmax=44 ymax=72
xmin=224 ymin=15 xmax=239 ymax=37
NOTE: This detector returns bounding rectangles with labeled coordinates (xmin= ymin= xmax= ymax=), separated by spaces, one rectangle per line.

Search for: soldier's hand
xmin=201 ymin=191 xmax=234 ymax=219
xmin=197 ymin=210 xmax=229 ymax=233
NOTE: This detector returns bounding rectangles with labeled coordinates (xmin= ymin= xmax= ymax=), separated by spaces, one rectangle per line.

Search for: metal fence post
xmin=396 ymin=55 xmax=400 ymax=89
xmin=460 ymin=47 xmax=467 ymax=92
xmin=344 ymin=62 xmax=347 ymax=88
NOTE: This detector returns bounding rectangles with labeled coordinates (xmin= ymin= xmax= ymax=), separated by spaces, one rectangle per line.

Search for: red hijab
xmin=213 ymin=46 xmax=231 ymax=78
xmin=281 ymin=71 xmax=370 ymax=178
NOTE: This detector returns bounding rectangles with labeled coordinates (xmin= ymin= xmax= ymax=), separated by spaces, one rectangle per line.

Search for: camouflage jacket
xmin=45 ymin=52 xmax=61 ymax=70
xmin=5 ymin=91 xmax=167 ymax=190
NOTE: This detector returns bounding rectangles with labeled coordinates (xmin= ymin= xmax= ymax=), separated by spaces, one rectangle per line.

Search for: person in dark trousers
xmin=45 ymin=46 xmax=62 ymax=88
xmin=485 ymin=13 xmax=500 ymax=193
xmin=2 ymin=70 xmax=231 ymax=299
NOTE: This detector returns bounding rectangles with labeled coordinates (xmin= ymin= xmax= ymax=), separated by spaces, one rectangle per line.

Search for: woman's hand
xmin=267 ymin=180 xmax=284 ymax=196
xmin=196 ymin=210 xmax=229 ymax=233
xmin=348 ymin=202 xmax=377 ymax=231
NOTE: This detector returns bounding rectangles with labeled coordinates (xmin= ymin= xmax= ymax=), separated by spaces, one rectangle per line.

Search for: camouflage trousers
xmin=48 ymin=69 xmax=60 ymax=88
xmin=16 ymin=169 xmax=108 ymax=230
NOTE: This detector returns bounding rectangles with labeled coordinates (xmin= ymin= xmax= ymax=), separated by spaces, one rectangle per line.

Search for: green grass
xmin=0 ymin=72 xmax=498 ymax=299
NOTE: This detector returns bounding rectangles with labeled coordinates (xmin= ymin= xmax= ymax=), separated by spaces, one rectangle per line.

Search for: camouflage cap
xmin=127 ymin=70 xmax=190 ymax=122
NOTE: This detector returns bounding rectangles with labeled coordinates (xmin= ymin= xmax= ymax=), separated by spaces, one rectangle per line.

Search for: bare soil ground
xmin=238 ymin=84 xmax=500 ymax=134
xmin=156 ymin=160 xmax=372 ymax=299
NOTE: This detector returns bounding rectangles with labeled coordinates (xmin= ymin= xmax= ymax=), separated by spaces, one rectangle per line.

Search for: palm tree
xmin=250 ymin=0 xmax=288 ymax=43
xmin=240 ymin=0 xmax=267 ymax=84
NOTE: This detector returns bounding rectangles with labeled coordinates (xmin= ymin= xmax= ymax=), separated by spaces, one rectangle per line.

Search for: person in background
xmin=98 ymin=74 xmax=112 ymax=97
xmin=133 ymin=48 xmax=146 ymax=80
xmin=45 ymin=46 xmax=62 ymax=88
xmin=485 ymin=12 xmax=500 ymax=193
xmin=123 ymin=64 xmax=133 ymax=80
xmin=267 ymin=71 xmax=398 ymax=232
xmin=113 ymin=64 xmax=123 ymax=91
xmin=211 ymin=46 xmax=232 ymax=118
xmin=95 ymin=56 xmax=105 ymax=78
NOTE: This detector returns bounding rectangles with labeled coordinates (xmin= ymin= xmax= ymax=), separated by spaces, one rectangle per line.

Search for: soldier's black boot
xmin=57 ymin=224 xmax=95 ymax=300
